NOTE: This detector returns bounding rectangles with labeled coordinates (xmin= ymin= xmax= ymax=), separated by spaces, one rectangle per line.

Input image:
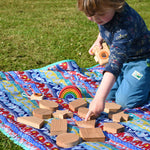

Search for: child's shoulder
xmin=120 ymin=2 xmax=144 ymax=24
xmin=108 ymin=2 xmax=146 ymax=32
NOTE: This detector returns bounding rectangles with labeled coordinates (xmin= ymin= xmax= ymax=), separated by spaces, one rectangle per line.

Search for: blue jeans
xmin=106 ymin=59 xmax=150 ymax=108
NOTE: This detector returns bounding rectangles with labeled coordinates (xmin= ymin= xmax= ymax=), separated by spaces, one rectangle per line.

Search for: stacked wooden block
xmin=104 ymin=102 xmax=129 ymax=123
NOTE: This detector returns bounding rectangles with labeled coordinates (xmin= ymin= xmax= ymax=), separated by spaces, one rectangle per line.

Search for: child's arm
xmin=89 ymin=33 xmax=104 ymax=55
xmin=85 ymin=71 xmax=116 ymax=121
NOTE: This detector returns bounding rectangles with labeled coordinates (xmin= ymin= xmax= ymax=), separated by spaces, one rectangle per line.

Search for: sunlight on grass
xmin=0 ymin=0 xmax=149 ymax=71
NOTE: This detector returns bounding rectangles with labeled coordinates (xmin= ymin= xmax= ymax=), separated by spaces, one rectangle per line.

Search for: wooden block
xmin=108 ymin=110 xmax=122 ymax=119
xmin=50 ymin=119 xmax=67 ymax=136
xmin=69 ymin=99 xmax=87 ymax=112
xmin=17 ymin=116 xmax=44 ymax=129
xmin=77 ymin=107 xmax=97 ymax=120
xmin=121 ymin=113 xmax=129 ymax=121
xmin=75 ymin=120 xmax=96 ymax=128
xmin=104 ymin=102 xmax=121 ymax=113
xmin=79 ymin=128 xmax=105 ymax=142
xmin=103 ymin=122 xmax=124 ymax=133
xmin=108 ymin=111 xmax=129 ymax=122
xmin=93 ymin=43 xmax=110 ymax=66
xmin=33 ymin=108 xmax=52 ymax=119
xmin=118 ymin=111 xmax=129 ymax=121
xmin=30 ymin=93 xmax=44 ymax=100
xmin=122 ymin=111 xmax=129 ymax=121
xmin=112 ymin=115 xmax=123 ymax=122
xmin=53 ymin=110 xmax=73 ymax=119
xmin=92 ymin=45 xmax=100 ymax=54
xmin=56 ymin=133 xmax=80 ymax=148
xmin=112 ymin=114 xmax=123 ymax=122
xmin=39 ymin=100 xmax=59 ymax=112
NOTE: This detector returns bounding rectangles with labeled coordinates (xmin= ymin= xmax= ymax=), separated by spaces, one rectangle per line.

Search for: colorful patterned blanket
xmin=0 ymin=60 xmax=150 ymax=150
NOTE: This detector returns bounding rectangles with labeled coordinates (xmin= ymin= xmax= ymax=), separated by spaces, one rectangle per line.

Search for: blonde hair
xmin=77 ymin=0 xmax=125 ymax=16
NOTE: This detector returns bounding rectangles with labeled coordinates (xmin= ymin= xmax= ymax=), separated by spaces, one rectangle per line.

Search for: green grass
xmin=0 ymin=0 xmax=150 ymax=149
xmin=0 ymin=0 xmax=98 ymax=72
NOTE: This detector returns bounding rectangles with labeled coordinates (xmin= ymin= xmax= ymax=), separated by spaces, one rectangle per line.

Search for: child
xmin=77 ymin=0 xmax=150 ymax=120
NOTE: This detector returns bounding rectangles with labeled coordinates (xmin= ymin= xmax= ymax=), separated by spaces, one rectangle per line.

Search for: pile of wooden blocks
xmin=69 ymin=99 xmax=105 ymax=142
xmin=69 ymin=99 xmax=129 ymax=142
xmin=17 ymin=99 xmax=59 ymax=129
xmin=103 ymin=102 xmax=129 ymax=133
xmin=17 ymin=93 xmax=129 ymax=148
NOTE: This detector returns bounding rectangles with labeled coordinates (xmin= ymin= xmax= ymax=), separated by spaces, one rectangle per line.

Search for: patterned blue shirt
xmin=98 ymin=3 xmax=150 ymax=78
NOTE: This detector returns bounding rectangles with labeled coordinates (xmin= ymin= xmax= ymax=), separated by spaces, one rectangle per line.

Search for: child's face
xmin=87 ymin=8 xmax=115 ymax=25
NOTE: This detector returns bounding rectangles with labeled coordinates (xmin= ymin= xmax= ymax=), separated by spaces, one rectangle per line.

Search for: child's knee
xmin=115 ymin=93 xmax=148 ymax=108
xmin=115 ymin=94 xmax=130 ymax=108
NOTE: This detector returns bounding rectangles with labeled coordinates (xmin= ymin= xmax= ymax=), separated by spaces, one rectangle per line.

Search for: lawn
xmin=0 ymin=0 xmax=150 ymax=149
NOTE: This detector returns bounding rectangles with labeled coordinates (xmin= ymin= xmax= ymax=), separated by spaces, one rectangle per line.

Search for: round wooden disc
xmin=39 ymin=100 xmax=58 ymax=111
xmin=56 ymin=133 xmax=80 ymax=148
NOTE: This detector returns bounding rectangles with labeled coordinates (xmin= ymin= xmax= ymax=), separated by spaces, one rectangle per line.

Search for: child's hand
xmin=89 ymin=34 xmax=103 ymax=55
xmin=85 ymin=72 xmax=116 ymax=121
xmin=85 ymin=98 xmax=105 ymax=121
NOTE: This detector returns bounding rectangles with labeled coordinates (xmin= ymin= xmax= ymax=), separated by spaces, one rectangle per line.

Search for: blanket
xmin=0 ymin=60 xmax=150 ymax=150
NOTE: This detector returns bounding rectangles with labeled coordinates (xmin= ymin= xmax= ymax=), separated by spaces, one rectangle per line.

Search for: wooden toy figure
xmin=92 ymin=42 xmax=110 ymax=66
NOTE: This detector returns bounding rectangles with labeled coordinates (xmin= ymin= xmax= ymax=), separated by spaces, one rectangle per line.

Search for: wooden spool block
xmin=53 ymin=109 xmax=73 ymax=119
xmin=79 ymin=128 xmax=105 ymax=142
xmin=93 ymin=42 xmax=110 ymax=66
xmin=104 ymin=102 xmax=122 ymax=113
xmin=17 ymin=116 xmax=44 ymax=129
xmin=30 ymin=93 xmax=44 ymax=100
xmin=50 ymin=119 xmax=67 ymax=136
xmin=69 ymin=98 xmax=87 ymax=112
xmin=39 ymin=100 xmax=59 ymax=112
xmin=75 ymin=120 xmax=96 ymax=128
xmin=33 ymin=108 xmax=52 ymax=119
xmin=56 ymin=133 xmax=80 ymax=148
xmin=77 ymin=107 xmax=97 ymax=120
xmin=103 ymin=122 xmax=125 ymax=133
